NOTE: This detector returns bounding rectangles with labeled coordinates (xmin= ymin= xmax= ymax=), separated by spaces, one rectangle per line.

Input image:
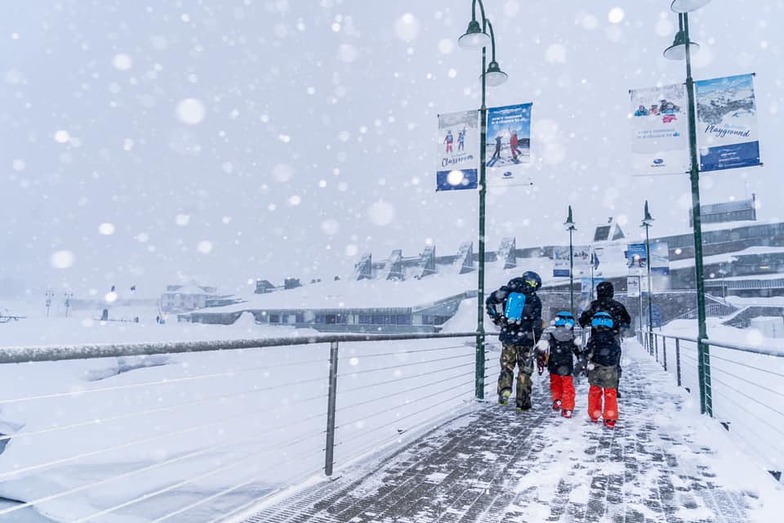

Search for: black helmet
xmin=521 ymin=271 xmax=541 ymax=294
xmin=597 ymin=281 xmax=614 ymax=299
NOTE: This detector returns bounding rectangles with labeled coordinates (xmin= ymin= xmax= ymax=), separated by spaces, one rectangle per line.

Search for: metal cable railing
xmin=641 ymin=329 xmax=784 ymax=482
xmin=0 ymin=331 xmax=476 ymax=521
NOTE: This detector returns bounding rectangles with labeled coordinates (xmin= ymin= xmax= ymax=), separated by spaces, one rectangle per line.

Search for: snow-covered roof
xmin=164 ymin=283 xmax=211 ymax=296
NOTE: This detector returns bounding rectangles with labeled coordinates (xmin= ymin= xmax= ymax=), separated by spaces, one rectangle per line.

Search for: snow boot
xmin=498 ymin=389 xmax=512 ymax=405
xmin=604 ymin=419 xmax=616 ymax=429
xmin=551 ymin=400 xmax=562 ymax=411
xmin=516 ymin=396 xmax=532 ymax=412
xmin=561 ymin=409 xmax=573 ymax=418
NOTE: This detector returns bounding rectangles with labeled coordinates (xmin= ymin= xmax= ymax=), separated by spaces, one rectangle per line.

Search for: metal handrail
xmin=639 ymin=328 xmax=783 ymax=482
xmin=0 ymin=331 xmax=483 ymax=520
xmin=0 ymin=331 xmax=477 ymax=364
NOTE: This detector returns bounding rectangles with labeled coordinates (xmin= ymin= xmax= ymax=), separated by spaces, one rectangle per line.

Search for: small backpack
xmin=504 ymin=292 xmax=526 ymax=324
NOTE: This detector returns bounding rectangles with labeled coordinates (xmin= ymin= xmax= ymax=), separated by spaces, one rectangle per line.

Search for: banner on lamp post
xmin=650 ymin=241 xmax=670 ymax=276
xmin=552 ymin=245 xmax=593 ymax=278
xmin=630 ymin=84 xmax=689 ymax=176
xmin=626 ymin=241 xmax=670 ymax=276
xmin=627 ymin=276 xmax=640 ymax=298
xmin=695 ymin=73 xmax=762 ymax=172
xmin=485 ymin=103 xmax=532 ymax=186
xmin=626 ymin=243 xmax=648 ymax=276
xmin=436 ymin=110 xmax=479 ymax=191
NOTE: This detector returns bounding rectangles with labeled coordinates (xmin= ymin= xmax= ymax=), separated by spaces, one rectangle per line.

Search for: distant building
xmin=160 ymin=283 xmax=218 ymax=312
xmin=593 ymin=218 xmax=625 ymax=242
xmin=180 ymin=292 xmax=470 ymax=333
xmin=254 ymin=280 xmax=277 ymax=294
xmin=690 ymin=195 xmax=756 ymax=227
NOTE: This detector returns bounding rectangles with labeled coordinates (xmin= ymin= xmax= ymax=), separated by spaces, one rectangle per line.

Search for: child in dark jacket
xmin=535 ymin=311 xmax=582 ymax=418
xmin=585 ymin=312 xmax=622 ymax=428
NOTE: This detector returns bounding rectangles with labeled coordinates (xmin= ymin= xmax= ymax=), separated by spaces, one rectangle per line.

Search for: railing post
xmin=654 ymin=334 xmax=659 ymax=362
xmin=662 ymin=337 xmax=668 ymax=372
xmin=675 ymin=338 xmax=682 ymax=387
xmin=325 ymin=341 xmax=340 ymax=476
xmin=702 ymin=339 xmax=713 ymax=417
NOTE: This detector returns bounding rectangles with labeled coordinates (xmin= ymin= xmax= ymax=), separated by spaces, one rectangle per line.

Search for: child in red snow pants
xmin=535 ymin=311 xmax=580 ymax=418
xmin=588 ymin=383 xmax=618 ymax=424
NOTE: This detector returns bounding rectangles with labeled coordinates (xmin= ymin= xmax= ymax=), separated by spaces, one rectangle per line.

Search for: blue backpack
xmin=504 ymin=292 xmax=526 ymax=324
xmin=591 ymin=311 xmax=614 ymax=330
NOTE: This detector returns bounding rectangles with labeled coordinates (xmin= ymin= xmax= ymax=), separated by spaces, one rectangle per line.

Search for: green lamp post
xmin=458 ymin=0 xmax=508 ymax=400
xmin=664 ymin=0 xmax=713 ymax=416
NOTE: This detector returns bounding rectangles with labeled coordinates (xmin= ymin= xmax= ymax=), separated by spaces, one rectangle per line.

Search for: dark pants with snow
xmin=498 ymin=343 xmax=534 ymax=409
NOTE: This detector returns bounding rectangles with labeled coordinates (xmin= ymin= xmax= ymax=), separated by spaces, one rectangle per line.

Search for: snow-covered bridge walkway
xmin=240 ymin=342 xmax=780 ymax=523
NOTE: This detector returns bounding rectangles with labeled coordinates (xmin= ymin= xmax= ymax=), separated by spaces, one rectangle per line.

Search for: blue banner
xmin=436 ymin=169 xmax=477 ymax=191
xmin=626 ymin=242 xmax=670 ymax=276
xmin=695 ymin=74 xmax=761 ymax=172
xmin=486 ymin=103 xmax=532 ymax=186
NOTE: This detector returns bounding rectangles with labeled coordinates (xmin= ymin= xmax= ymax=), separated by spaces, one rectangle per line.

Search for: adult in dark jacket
xmin=578 ymin=281 xmax=631 ymax=396
xmin=485 ymin=271 xmax=544 ymax=410
xmin=585 ymin=312 xmax=622 ymax=428
xmin=578 ymin=281 xmax=631 ymax=339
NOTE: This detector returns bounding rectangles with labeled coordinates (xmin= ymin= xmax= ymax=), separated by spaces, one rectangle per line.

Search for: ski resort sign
xmin=695 ymin=74 xmax=761 ymax=172
xmin=436 ymin=110 xmax=479 ymax=191
xmin=630 ymin=83 xmax=689 ymax=176
xmin=630 ymin=74 xmax=761 ymax=176
xmin=485 ymin=103 xmax=533 ymax=187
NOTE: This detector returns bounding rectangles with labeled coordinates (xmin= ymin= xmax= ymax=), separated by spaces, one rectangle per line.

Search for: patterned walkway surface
xmin=241 ymin=344 xmax=779 ymax=523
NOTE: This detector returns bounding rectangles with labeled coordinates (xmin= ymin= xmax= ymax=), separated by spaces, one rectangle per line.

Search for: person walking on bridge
xmin=578 ymin=281 xmax=631 ymax=397
xmin=534 ymin=311 xmax=582 ymax=419
xmin=584 ymin=312 xmax=622 ymax=428
xmin=485 ymin=271 xmax=544 ymax=411
xmin=578 ymin=281 xmax=631 ymax=341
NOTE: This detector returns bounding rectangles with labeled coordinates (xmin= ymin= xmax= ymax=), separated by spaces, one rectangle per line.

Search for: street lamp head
xmin=670 ymin=0 xmax=711 ymax=13
xmin=641 ymin=200 xmax=655 ymax=228
xmin=458 ymin=20 xmax=491 ymax=50
xmin=564 ymin=205 xmax=577 ymax=231
xmin=483 ymin=60 xmax=508 ymax=87
xmin=663 ymin=29 xmax=700 ymax=60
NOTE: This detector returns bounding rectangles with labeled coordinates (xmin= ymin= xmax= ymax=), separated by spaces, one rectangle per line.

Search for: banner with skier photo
xmin=485 ymin=103 xmax=532 ymax=186
xmin=625 ymin=243 xmax=648 ymax=276
xmin=626 ymin=241 xmax=670 ymax=276
xmin=552 ymin=245 xmax=592 ymax=278
xmin=695 ymin=73 xmax=761 ymax=172
xmin=436 ymin=110 xmax=479 ymax=191
xmin=630 ymin=84 xmax=689 ymax=176
xmin=649 ymin=241 xmax=670 ymax=275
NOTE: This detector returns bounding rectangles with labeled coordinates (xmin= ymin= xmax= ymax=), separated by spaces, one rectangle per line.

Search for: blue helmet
xmin=554 ymin=311 xmax=575 ymax=328
xmin=521 ymin=271 xmax=541 ymax=294
xmin=591 ymin=311 xmax=614 ymax=330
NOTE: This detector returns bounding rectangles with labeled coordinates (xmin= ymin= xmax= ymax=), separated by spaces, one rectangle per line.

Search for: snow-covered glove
xmin=573 ymin=351 xmax=589 ymax=377
xmin=536 ymin=351 xmax=548 ymax=375
xmin=535 ymin=339 xmax=549 ymax=352
xmin=572 ymin=337 xmax=583 ymax=348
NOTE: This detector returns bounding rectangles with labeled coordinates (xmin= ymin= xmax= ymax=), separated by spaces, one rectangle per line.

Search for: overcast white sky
xmin=1 ymin=0 xmax=781 ymax=299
